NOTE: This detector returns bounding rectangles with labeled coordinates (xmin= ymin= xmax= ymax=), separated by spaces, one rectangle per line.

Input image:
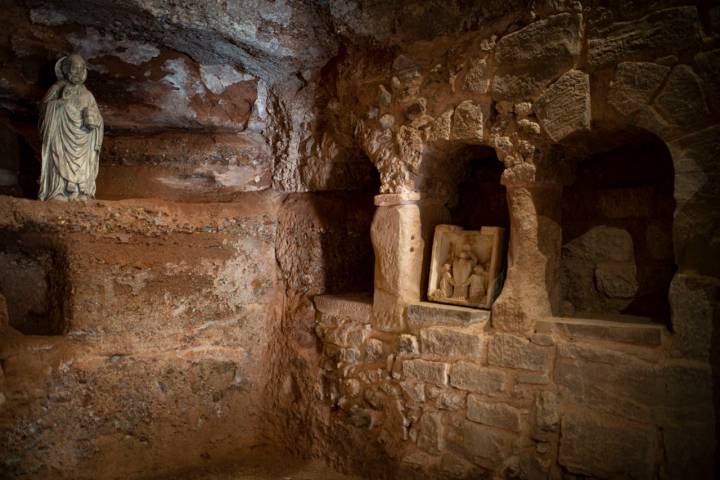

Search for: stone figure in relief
xmin=39 ymin=54 xmax=103 ymax=201
xmin=437 ymin=263 xmax=454 ymax=298
xmin=468 ymin=265 xmax=486 ymax=302
xmin=452 ymin=244 xmax=477 ymax=299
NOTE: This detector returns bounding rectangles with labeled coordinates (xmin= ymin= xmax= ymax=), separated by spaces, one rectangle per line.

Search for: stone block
xmin=400 ymin=380 xmax=425 ymax=403
xmin=495 ymin=13 xmax=582 ymax=68
xmin=398 ymin=334 xmax=420 ymax=355
xmin=403 ymin=359 xmax=449 ymax=386
xmin=594 ymin=263 xmax=638 ymax=299
xmin=467 ymin=397 xmax=522 ymax=432
xmin=694 ymin=49 xmax=720 ymax=113
xmin=439 ymin=452 xmax=481 ymax=479
xmin=420 ymin=326 xmax=483 ymax=358
xmin=555 ymin=342 xmax=663 ymax=423
xmin=587 ymin=7 xmax=702 ymax=69
xmin=429 ymin=110 xmax=453 ymax=142
xmin=516 ymin=372 xmax=550 ymax=385
xmin=654 ymin=65 xmax=709 ymax=127
xmin=534 ymin=70 xmax=590 ymax=142
xmin=463 ymin=57 xmax=491 ymax=94
xmin=365 ymin=338 xmax=384 ymax=362
xmin=491 ymin=70 xmax=554 ymax=101
xmin=401 ymin=451 xmax=437 ymax=469
xmin=540 ymin=317 xmax=663 ymax=347
xmin=450 ymin=362 xmax=507 ymax=395
xmin=314 ymin=293 xmax=373 ymax=322
xmin=559 ymin=410 xmax=658 ymax=480
xmin=669 ymin=273 xmax=719 ymax=360
xmin=488 ymin=334 xmax=553 ymax=372
xmin=608 ymin=62 xmax=670 ymax=116
xmin=433 ymin=388 xmax=466 ymax=411
xmin=668 ymin=125 xmax=720 ymax=276
xmin=417 ymin=411 xmax=445 ymax=453
xmin=533 ymin=391 xmax=559 ymax=435
xmin=451 ymin=101 xmax=484 ymax=144
xmin=460 ymin=420 xmax=515 ymax=469
xmin=324 ymin=321 xmax=371 ymax=347
xmin=406 ymin=301 xmax=489 ymax=331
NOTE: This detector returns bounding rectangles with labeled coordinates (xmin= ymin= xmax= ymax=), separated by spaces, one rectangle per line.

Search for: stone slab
xmin=539 ymin=316 xmax=663 ymax=346
xmin=488 ymin=334 xmax=553 ymax=372
xmin=406 ymin=301 xmax=490 ymax=331
xmin=420 ymin=325 xmax=484 ymax=358
xmin=450 ymin=362 xmax=507 ymax=395
xmin=314 ymin=294 xmax=373 ymax=322
xmin=534 ymin=69 xmax=590 ymax=142
xmin=403 ymin=359 xmax=450 ymax=386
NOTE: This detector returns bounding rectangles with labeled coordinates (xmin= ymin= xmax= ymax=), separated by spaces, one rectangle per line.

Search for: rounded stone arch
xmin=543 ymin=98 xmax=720 ymax=357
xmin=550 ymin=126 xmax=677 ymax=325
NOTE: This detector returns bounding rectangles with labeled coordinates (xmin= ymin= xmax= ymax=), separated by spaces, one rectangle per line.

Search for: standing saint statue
xmin=39 ymin=54 xmax=103 ymax=201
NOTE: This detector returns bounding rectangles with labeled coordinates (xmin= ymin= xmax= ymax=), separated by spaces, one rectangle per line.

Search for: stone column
xmin=371 ymin=193 xmax=449 ymax=332
xmin=492 ymin=165 xmax=562 ymax=334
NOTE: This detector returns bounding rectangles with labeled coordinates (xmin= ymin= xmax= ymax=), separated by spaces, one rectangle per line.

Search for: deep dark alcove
xmin=0 ymin=122 xmax=39 ymax=199
xmin=449 ymin=145 xmax=509 ymax=230
xmin=560 ymin=131 xmax=676 ymax=325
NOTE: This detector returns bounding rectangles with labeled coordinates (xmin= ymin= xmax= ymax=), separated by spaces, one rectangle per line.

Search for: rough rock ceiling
xmin=22 ymin=0 xmax=527 ymax=81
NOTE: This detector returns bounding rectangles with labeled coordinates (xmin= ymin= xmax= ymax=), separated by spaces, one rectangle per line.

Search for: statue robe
xmin=39 ymin=81 xmax=103 ymax=200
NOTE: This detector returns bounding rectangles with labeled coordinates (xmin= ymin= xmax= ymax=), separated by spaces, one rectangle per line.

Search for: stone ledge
xmin=540 ymin=315 xmax=665 ymax=347
xmin=407 ymin=301 xmax=490 ymax=331
xmin=314 ymin=293 xmax=373 ymax=322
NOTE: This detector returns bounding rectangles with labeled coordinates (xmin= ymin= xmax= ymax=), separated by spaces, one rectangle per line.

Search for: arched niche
xmin=557 ymin=129 xmax=676 ymax=326
xmin=413 ymin=144 xmax=510 ymax=303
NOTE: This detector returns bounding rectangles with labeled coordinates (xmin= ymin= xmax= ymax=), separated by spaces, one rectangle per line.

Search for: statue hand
xmin=83 ymin=108 xmax=99 ymax=129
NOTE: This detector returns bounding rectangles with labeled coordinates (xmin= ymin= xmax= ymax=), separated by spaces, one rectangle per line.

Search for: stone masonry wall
xmin=314 ymin=295 xmax=713 ymax=479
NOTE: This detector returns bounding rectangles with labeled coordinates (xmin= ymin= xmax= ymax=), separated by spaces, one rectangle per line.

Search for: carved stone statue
xmin=39 ymin=54 xmax=103 ymax=201
xmin=468 ymin=265 xmax=486 ymax=302
xmin=451 ymin=244 xmax=477 ymax=299
xmin=437 ymin=263 xmax=454 ymax=298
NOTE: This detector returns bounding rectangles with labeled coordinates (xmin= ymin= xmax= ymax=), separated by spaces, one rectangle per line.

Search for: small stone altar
xmin=427 ymin=225 xmax=505 ymax=309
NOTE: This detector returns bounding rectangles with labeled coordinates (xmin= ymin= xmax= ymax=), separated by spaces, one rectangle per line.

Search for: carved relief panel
xmin=427 ymin=225 xmax=505 ymax=309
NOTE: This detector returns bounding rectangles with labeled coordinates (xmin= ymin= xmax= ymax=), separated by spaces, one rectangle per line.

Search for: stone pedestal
xmin=370 ymin=193 xmax=449 ymax=331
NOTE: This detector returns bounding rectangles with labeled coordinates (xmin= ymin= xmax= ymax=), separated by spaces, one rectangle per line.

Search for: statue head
xmin=56 ymin=54 xmax=87 ymax=85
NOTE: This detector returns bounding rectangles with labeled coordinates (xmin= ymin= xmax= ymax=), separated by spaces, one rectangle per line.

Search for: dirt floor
xmin=170 ymin=450 xmax=361 ymax=480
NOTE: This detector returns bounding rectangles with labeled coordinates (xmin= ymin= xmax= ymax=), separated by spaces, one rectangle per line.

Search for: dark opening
xmin=0 ymin=122 xmax=39 ymax=199
xmin=0 ymin=243 xmax=68 ymax=335
xmin=560 ymin=131 xmax=676 ymax=325
xmin=449 ymin=146 xmax=510 ymax=230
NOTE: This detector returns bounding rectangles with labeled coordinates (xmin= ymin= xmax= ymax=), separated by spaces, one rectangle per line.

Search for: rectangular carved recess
xmin=0 ymin=244 xmax=68 ymax=335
